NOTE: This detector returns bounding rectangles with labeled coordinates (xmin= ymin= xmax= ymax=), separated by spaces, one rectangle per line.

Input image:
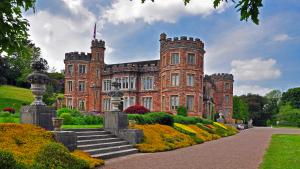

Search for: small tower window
xmin=171 ymin=73 xmax=180 ymax=86
xmin=78 ymin=81 xmax=85 ymax=92
xmin=171 ymin=53 xmax=180 ymax=64
xmin=96 ymin=52 xmax=100 ymax=61
xmin=78 ymin=65 xmax=86 ymax=74
xmin=187 ymin=74 xmax=194 ymax=86
xmin=187 ymin=53 xmax=196 ymax=64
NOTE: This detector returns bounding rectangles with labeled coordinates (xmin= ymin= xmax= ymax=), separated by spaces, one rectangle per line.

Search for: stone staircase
xmin=67 ymin=128 xmax=139 ymax=159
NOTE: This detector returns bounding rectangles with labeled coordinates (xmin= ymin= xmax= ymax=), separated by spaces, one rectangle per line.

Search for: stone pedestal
xmin=104 ymin=111 xmax=143 ymax=145
xmin=53 ymin=131 xmax=77 ymax=151
xmin=104 ymin=111 xmax=128 ymax=132
xmin=20 ymin=105 xmax=56 ymax=130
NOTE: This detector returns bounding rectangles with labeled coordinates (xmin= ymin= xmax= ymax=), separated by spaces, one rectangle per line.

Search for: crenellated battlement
xmin=160 ymin=33 xmax=205 ymax=53
xmin=91 ymin=39 xmax=105 ymax=48
xmin=65 ymin=52 xmax=92 ymax=61
xmin=210 ymin=73 xmax=234 ymax=81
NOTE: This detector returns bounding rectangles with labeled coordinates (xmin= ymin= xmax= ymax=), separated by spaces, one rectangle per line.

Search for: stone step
xmin=84 ymin=145 xmax=134 ymax=155
xmin=92 ymin=148 xmax=139 ymax=159
xmin=64 ymin=128 xmax=104 ymax=132
xmin=77 ymin=141 xmax=129 ymax=150
xmin=75 ymin=131 xmax=111 ymax=136
xmin=77 ymin=138 xmax=122 ymax=145
xmin=77 ymin=134 xmax=116 ymax=140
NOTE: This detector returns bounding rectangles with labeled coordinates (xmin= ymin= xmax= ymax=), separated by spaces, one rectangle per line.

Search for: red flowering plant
xmin=3 ymin=107 xmax=15 ymax=114
xmin=124 ymin=105 xmax=150 ymax=114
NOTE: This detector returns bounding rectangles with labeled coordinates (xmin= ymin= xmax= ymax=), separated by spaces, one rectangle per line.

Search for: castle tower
xmin=87 ymin=39 xmax=106 ymax=112
xmin=159 ymin=33 xmax=205 ymax=116
xmin=211 ymin=73 xmax=234 ymax=122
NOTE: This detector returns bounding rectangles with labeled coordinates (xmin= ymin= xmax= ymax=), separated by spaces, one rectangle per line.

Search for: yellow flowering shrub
xmin=0 ymin=123 xmax=54 ymax=165
xmin=188 ymin=125 xmax=214 ymax=141
xmin=213 ymin=122 xmax=228 ymax=130
xmin=133 ymin=124 xmax=195 ymax=152
xmin=72 ymin=150 xmax=104 ymax=168
xmin=174 ymin=123 xmax=197 ymax=136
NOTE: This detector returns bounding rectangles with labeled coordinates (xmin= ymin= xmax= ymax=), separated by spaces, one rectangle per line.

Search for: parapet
xmin=210 ymin=73 xmax=234 ymax=81
xmin=91 ymin=39 xmax=105 ymax=48
xmin=159 ymin=33 xmax=205 ymax=53
xmin=65 ymin=52 xmax=91 ymax=61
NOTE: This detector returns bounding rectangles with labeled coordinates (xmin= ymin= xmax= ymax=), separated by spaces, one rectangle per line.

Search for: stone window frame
xmin=78 ymin=98 xmax=86 ymax=111
xmin=102 ymin=79 xmax=111 ymax=92
xmin=67 ymin=64 xmax=74 ymax=75
xmin=78 ymin=64 xmax=87 ymax=74
xmin=170 ymin=95 xmax=179 ymax=110
xmin=171 ymin=73 xmax=180 ymax=86
xmin=129 ymin=76 xmax=137 ymax=90
xmin=161 ymin=95 xmax=166 ymax=111
xmin=103 ymin=98 xmax=111 ymax=111
xmin=224 ymin=95 xmax=230 ymax=105
xmin=186 ymin=52 xmax=196 ymax=65
xmin=141 ymin=96 xmax=153 ymax=111
xmin=170 ymin=52 xmax=180 ymax=65
xmin=186 ymin=73 xmax=195 ymax=87
xmin=78 ymin=80 xmax=86 ymax=92
xmin=96 ymin=69 xmax=100 ymax=78
xmin=123 ymin=96 xmax=136 ymax=109
xmin=186 ymin=95 xmax=195 ymax=111
xmin=67 ymin=80 xmax=73 ymax=92
xmin=141 ymin=76 xmax=154 ymax=91
xmin=112 ymin=76 xmax=131 ymax=90
xmin=224 ymin=82 xmax=230 ymax=91
xmin=66 ymin=97 xmax=73 ymax=109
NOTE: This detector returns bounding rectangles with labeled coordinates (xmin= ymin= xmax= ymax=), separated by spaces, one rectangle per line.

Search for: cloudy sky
xmin=24 ymin=0 xmax=300 ymax=96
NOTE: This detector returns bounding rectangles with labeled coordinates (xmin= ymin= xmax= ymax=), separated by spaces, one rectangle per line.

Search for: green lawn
xmin=0 ymin=85 xmax=34 ymax=113
xmin=260 ymin=134 xmax=300 ymax=169
xmin=62 ymin=124 xmax=103 ymax=129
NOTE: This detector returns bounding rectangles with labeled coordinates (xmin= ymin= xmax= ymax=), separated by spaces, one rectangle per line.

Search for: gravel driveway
xmin=100 ymin=127 xmax=300 ymax=169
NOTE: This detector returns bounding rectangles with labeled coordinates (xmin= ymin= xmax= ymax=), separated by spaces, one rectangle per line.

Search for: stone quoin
xmin=64 ymin=33 xmax=234 ymax=122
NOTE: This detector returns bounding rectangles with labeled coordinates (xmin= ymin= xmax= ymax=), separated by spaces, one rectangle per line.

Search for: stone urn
xmin=52 ymin=117 xmax=64 ymax=131
xmin=27 ymin=58 xmax=50 ymax=105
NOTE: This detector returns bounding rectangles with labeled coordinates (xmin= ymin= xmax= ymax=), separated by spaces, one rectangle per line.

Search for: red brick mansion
xmin=64 ymin=33 xmax=234 ymax=122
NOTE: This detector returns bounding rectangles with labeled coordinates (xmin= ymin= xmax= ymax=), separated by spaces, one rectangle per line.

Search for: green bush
xmin=0 ymin=150 xmax=17 ymax=169
xmin=60 ymin=113 xmax=73 ymax=125
xmin=83 ymin=115 xmax=103 ymax=125
xmin=57 ymin=108 xmax=73 ymax=117
xmin=146 ymin=112 xmax=174 ymax=126
xmin=128 ymin=114 xmax=152 ymax=124
xmin=71 ymin=116 xmax=86 ymax=125
xmin=201 ymin=118 xmax=213 ymax=125
xmin=0 ymin=111 xmax=11 ymax=117
xmin=33 ymin=143 xmax=89 ymax=169
xmin=174 ymin=116 xmax=202 ymax=124
xmin=176 ymin=106 xmax=188 ymax=117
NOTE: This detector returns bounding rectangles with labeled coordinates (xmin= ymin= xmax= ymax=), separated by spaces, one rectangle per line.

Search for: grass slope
xmin=0 ymin=85 xmax=34 ymax=113
xmin=260 ymin=134 xmax=300 ymax=169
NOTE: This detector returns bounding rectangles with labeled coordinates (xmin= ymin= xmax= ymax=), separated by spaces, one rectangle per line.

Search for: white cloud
xmin=230 ymin=58 xmax=281 ymax=81
xmin=273 ymin=34 xmax=291 ymax=42
xmin=26 ymin=0 xmax=99 ymax=70
xmin=234 ymin=85 xmax=272 ymax=96
xmin=102 ymin=0 xmax=227 ymax=24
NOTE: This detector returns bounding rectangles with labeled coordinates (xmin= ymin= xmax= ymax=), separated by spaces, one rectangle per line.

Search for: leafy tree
xmin=141 ymin=0 xmax=263 ymax=24
xmin=276 ymin=104 xmax=300 ymax=127
xmin=263 ymin=90 xmax=281 ymax=124
xmin=0 ymin=0 xmax=36 ymax=56
xmin=6 ymin=40 xmax=41 ymax=87
xmin=233 ymin=96 xmax=249 ymax=122
xmin=240 ymin=94 xmax=268 ymax=126
xmin=281 ymin=87 xmax=300 ymax=109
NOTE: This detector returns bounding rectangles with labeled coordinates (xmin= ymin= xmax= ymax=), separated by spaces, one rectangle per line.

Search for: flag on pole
xmin=93 ymin=23 xmax=96 ymax=39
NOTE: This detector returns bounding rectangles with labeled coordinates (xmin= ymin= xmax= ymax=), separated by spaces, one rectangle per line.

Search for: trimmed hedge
xmin=128 ymin=112 xmax=174 ymax=126
xmin=174 ymin=115 xmax=203 ymax=124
